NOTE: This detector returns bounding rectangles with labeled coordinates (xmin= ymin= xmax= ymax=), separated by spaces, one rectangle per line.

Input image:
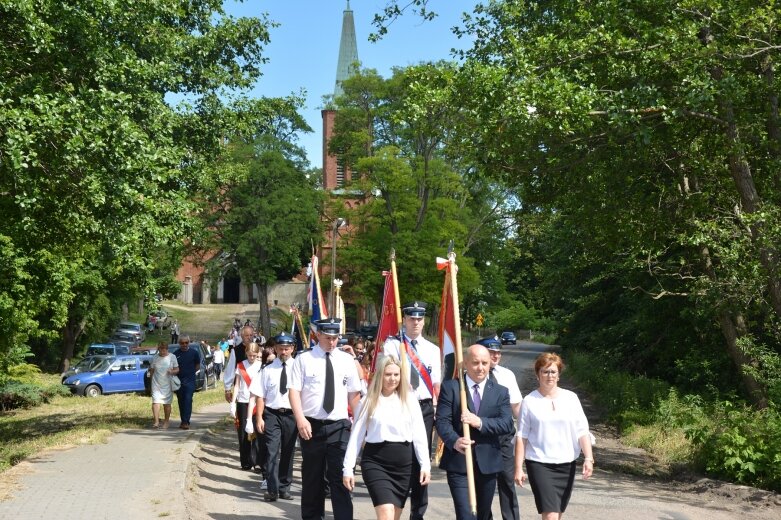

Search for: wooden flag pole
xmin=448 ymin=242 xmax=477 ymax=515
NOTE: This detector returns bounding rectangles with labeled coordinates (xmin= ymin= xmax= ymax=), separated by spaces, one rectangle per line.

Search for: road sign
xmin=476 ymin=313 xmax=484 ymax=327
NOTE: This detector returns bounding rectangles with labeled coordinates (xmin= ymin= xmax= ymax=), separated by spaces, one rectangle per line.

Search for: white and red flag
xmin=437 ymin=257 xmax=458 ymax=379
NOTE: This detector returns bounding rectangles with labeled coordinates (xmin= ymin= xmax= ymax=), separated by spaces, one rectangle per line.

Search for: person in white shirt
xmin=289 ymin=318 xmax=362 ymax=520
xmin=224 ymin=325 xmax=254 ymax=402
xmin=343 ymin=354 xmax=431 ymax=520
xmin=252 ymin=334 xmax=297 ymax=502
xmin=478 ymin=336 xmax=523 ymax=520
xmin=515 ymin=353 xmax=594 ymax=520
xmin=381 ymin=301 xmax=441 ymax=520
xmin=212 ymin=344 xmax=224 ymax=380
xmin=231 ymin=342 xmax=263 ymax=471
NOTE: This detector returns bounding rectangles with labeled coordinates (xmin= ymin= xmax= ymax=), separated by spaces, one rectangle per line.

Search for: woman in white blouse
xmin=514 ymin=353 xmax=594 ymax=520
xmin=343 ymin=355 xmax=431 ymax=520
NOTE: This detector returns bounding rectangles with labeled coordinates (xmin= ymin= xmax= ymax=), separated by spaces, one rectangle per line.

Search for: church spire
xmin=334 ymin=1 xmax=359 ymax=97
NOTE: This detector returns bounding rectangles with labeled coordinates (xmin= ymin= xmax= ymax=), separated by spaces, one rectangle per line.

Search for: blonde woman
xmin=343 ymin=355 xmax=431 ymax=520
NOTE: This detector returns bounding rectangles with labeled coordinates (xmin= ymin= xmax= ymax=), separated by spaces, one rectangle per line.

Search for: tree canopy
xmin=0 ymin=0 xmax=278 ymax=372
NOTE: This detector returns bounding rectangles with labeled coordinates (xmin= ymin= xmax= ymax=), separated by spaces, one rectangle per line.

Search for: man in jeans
xmin=173 ymin=335 xmax=200 ymax=430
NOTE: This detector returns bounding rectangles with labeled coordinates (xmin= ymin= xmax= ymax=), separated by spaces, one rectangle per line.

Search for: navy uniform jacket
xmin=436 ymin=377 xmax=514 ymax=475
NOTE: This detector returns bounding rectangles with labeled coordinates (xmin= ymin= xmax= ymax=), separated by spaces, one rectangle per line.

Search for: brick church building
xmin=175 ymin=2 xmax=374 ymax=330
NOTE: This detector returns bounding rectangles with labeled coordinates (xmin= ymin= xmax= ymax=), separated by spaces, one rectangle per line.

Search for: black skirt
xmin=360 ymin=441 xmax=415 ymax=508
xmin=525 ymin=459 xmax=576 ymax=513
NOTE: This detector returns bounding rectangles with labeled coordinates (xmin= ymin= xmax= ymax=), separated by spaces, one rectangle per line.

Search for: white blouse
xmin=235 ymin=359 xmax=262 ymax=403
xmin=342 ymin=392 xmax=431 ymax=477
xmin=518 ymin=388 xmax=589 ymax=463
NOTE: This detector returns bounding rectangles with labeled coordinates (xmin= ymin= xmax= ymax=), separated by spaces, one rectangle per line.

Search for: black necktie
xmin=489 ymin=368 xmax=497 ymax=383
xmin=409 ymin=339 xmax=419 ymax=390
xmin=280 ymin=362 xmax=287 ymax=395
xmin=323 ymin=352 xmax=334 ymax=413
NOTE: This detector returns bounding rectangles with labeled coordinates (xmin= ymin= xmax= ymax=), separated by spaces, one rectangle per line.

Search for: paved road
xmin=0 ymin=341 xmax=776 ymax=519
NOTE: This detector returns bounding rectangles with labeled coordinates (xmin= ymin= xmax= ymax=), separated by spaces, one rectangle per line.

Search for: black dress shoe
xmin=279 ymin=491 xmax=294 ymax=500
xmin=264 ymin=492 xmax=278 ymax=502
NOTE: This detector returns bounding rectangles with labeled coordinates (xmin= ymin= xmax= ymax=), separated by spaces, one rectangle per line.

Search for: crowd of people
xmin=145 ymin=306 xmax=594 ymax=520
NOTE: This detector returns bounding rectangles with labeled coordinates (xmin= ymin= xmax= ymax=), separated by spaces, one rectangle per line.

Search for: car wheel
xmin=84 ymin=384 xmax=102 ymax=397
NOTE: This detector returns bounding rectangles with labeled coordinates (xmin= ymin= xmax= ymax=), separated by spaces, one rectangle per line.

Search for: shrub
xmin=0 ymin=380 xmax=71 ymax=411
xmin=687 ymin=402 xmax=781 ymax=492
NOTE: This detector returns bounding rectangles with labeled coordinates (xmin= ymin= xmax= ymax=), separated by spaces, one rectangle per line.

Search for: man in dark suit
xmin=436 ymin=344 xmax=515 ymax=520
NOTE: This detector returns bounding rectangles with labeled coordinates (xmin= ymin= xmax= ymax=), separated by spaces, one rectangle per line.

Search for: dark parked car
xmin=115 ymin=321 xmax=145 ymax=342
xmin=107 ymin=332 xmax=141 ymax=349
xmin=62 ymin=355 xmax=153 ymax=397
xmin=355 ymin=324 xmax=378 ymax=341
xmin=168 ymin=342 xmax=216 ymax=391
xmin=500 ymin=331 xmax=517 ymax=345
xmin=86 ymin=343 xmax=131 ymax=356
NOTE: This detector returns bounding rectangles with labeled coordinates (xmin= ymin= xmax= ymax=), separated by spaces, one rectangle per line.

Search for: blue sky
xmin=224 ymin=0 xmax=478 ymax=168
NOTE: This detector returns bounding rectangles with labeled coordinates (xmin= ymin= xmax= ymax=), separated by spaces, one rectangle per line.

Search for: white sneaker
xmin=260 ymin=479 xmax=268 ymax=490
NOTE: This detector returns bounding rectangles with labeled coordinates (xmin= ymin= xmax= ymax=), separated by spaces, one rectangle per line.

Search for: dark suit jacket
xmin=436 ymin=376 xmax=514 ymax=475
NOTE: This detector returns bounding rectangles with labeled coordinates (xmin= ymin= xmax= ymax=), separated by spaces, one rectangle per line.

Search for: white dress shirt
xmin=342 ymin=392 xmax=431 ymax=477
xmin=518 ymin=388 xmax=590 ymax=463
xmin=382 ymin=335 xmax=441 ymax=400
xmin=492 ymin=364 xmax=523 ymax=405
xmin=289 ymin=345 xmax=362 ymax=420
xmin=250 ymin=357 xmax=292 ymax=410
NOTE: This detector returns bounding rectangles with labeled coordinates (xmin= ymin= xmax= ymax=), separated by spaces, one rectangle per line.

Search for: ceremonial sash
xmin=405 ymin=337 xmax=434 ymax=397
xmin=237 ymin=361 xmax=256 ymax=417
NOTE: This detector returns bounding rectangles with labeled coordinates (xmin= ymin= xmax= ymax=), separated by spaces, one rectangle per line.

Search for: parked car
xmin=500 ymin=331 xmax=517 ymax=345
xmin=355 ymin=324 xmax=378 ymax=341
xmin=86 ymin=343 xmax=131 ymax=357
xmin=62 ymin=355 xmax=153 ymax=397
xmin=168 ymin=342 xmax=216 ymax=391
xmin=107 ymin=331 xmax=141 ymax=349
xmin=115 ymin=321 xmax=145 ymax=342
xmin=130 ymin=345 xmax=158 ymax=355
xmin=61 ymin=355 xmax=109 ymax=383
xmin=148 ymin=310 xmax=173 ymax=329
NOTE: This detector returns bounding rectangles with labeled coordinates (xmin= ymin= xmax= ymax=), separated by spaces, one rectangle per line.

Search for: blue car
xmin=63 ymin=355 xmax=153 ymax=397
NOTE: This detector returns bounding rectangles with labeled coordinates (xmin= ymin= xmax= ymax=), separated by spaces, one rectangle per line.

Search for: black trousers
xmin=263 ymin=408 xmax=297 ymax=494
xmin=497 ymin=433 xmax=520 ymax=520
xmin=409 ymin=398 xmax=434 ymax=520
xmin=446 ymin=468 xmax=498 ymax=520
xmin=300 ymin=417 xmax=352 ymax=520
xmin=236 ymin=402 xmax=262 ymax=470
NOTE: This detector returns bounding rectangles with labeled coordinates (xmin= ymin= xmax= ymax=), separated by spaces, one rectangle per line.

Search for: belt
xmin=267 ymin=407 xmax=293 ymax=415
xmin=306 ymin=417 xmax=345 ymax=425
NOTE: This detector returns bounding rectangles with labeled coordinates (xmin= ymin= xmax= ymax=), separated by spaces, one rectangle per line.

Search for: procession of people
xmin=207 ymin=253 xmax=593 ymax=520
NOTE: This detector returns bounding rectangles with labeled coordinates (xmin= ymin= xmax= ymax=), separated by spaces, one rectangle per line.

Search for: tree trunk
xmin=684 ymin=171 xmax=767 ymax=406
xmin=59 ymin=313 xmax=86 ymax=373
xmin=256 ymin=281 xmax=272 ymax=339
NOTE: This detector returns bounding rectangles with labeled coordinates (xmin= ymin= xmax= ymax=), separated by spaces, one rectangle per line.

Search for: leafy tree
xmin=214 ymin=127 xmax=324 ymax=337
xmin=450 ymin=0 xmax=781 ymax=406
xmin=0 ymin=1 xmax=273 ymax=373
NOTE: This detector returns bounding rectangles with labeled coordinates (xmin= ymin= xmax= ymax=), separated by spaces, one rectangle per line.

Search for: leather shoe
xmin=279 ymin=491 xmax=293 ymax=500
xmin=263 ymin=492 xmax=278 ymax=502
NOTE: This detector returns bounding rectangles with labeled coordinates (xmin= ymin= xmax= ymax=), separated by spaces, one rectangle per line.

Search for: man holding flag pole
xmin=379 ymin=250 xmax=440 ymax=520
xmin=435 ymin=244 xmax=514 ymax=520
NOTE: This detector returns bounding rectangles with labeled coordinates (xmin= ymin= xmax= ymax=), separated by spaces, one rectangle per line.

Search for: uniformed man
xmin=477 ymin=336 xmax=523 ymax=520
xmin=289 ymin=318 xmax=362 ymax=520
xmin=253 ymin=334 xmax=298 ymax=502
xmin=381 ymin=301 xmax=442 ymax=520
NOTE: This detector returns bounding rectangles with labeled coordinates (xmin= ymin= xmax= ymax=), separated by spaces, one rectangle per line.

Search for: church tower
xmin=322 ymin=1 xmax=359 ymax=190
